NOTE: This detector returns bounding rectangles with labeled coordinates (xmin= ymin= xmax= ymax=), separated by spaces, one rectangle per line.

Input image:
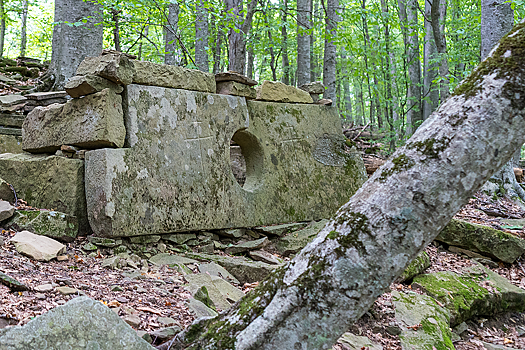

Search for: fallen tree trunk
xmin=161 ymin=21 xmax=525 ymax=350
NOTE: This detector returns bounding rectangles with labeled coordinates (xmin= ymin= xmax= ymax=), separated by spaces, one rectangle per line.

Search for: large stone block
xmin=132 ymin=60 xmax=216 ymax=93
xmin=76 ymin=53 xmax=134 ymax=85
xmin=22 ymin=88 xmax=125 ymax=153
xmin=0 ymin=153 xmax=89 ymax=233
xmin=256 ymin=80 xmax=313 ymax=103
xmin=85 ymin=85 xmax=366 ymax=238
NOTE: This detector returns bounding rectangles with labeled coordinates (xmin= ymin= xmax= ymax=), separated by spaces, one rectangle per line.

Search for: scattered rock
xmin=214 ymin=71 xmax=257 ymax=86
xmin=256 ymin=80 xmax=313 ymax=104
xmin=193 ymin=286 xmax=216 ymax=311
xmin=0 ymin=178 xmax=14 ymax=203
xmin=224 ymin=237 xmax=269 ymax=254
xmin=211 ymin=277 xmax=245 ymax=302
xmin=76 ymin=53 xmax=134 ymax=85
xmin=217 ymin=228 xmax=245 ymax=238
xmin=248 ymin=250 xmax=282 ymax=265
xmin=0 ymin=297 xmax=154 ymax=349
xmin=315 ymin=98 xmax=333 ymax=106
xmin=197 ymin=243 xmax=214 ymax=254
xmin=448 ymin=246 xmax=485 ymax=258
xmin=149 ymin=253 xmax=198 ymax=266
xmin=184 ymin=273 xmax=231 ymax=310
xmin=89 ymin=236 xmax=122 ymax=247
xmin=273 ymin=219 xmax=328 ymax=256
xmin=129 ymin=235 xmax=161 ymax=244
xmin=6 ymin=209 xmax=79 ymax=242
xmin=56 ymin=255 xmax=69 ymax=261
xmin=398 ymin=251 xmax=431 ymax=282
xmin=162 ymin=233 xmax=196 ymax=245
xmin=0 ymin=200 xmax=14 ymax=221
xmin=56 ymin=286 xmax=78 ymax=295
xmin=253 ymin=222 xmax=308 ymax=236
xmin=157 ymin=317 xmax=177 ymax=326
xmin=0 ymin=271 xmax=28 ymax=291
xmin=83 ymin=242 xmax=98 ymax=251
xmin=198 ymin=262 xmax=239 ymax=284
xmin=25 ymin=91 xmax=67 ymax=100
xmin=34 ymin=283 xmax=54 ymax=292
xmin=482 ymin=342 xmax=515 ymax=350
xmin=298 ymin=81 xmax=325 ymax=95
xmin=337 ymin=333 xmax=383 ymax=350
xmin=65 ymin=74 xmax=124 ymax=98
xmin=0 ymin=95 xmax=27 ymax=107
xmin=150 ymin=325 xmax=181 ymax=342
xmin=9 ymin=231 xmax=65 ymax=261
xmin=436 ymin=219 xmax=525 ymax=263
xmin=186 ymin=297 xmax=218 ymax=319
xmin=122 ymin=314 xmax=141 ymax=328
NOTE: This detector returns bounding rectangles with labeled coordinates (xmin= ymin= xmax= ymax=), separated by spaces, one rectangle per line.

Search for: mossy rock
xmin=437 ymin=219 xmax=525 ymax=263
xmin=398 ymin=251 xmax=431 ymax=283
xmin=5 ymin=209 xmax=78 ymax=242
xmin=412 ymin=264 xmax=525 ymax=326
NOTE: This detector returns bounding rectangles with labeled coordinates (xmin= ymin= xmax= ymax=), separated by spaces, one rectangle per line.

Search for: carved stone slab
xmin=85 ymin=84 xmax=366 ymax=237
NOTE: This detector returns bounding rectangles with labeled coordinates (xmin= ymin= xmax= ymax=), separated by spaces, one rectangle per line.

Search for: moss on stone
xmin=406 ymin=137 xmax=450 ymax=159
xmin=379 ymin=154 xmax=415 ymax=181
xmin=399 ymin=251 xmax=431 ymax=282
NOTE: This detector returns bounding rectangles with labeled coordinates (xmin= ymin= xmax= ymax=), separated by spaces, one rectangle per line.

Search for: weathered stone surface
xmin=0 ymin=95 xmax=26 ymax=106
xmin=248 ymin=250 xmax=282 ymax=265
xmin=398 ymin=251 xmax=431 ymax=283
xmin=89 ymin=236 xmax=121 ymax=247
xmin=224 ymin=237 xmax=269 ymax=254
xmin=253 ymin=222 xmax=308 ymax=236
xmin=56 ymin=286 xmax=78 ymax=295
xmin=149 ymin=253 xmax=198 ymax=266
xmin=215 ymin=71 xmax=257 ymax=86
xmin=186 ymin=252 xmax=278 ymax=284
xmin=0 ymin=134 xmax=22 ymax=154
xmin=436 ymin=219 xmax=525 ymax=263
xmin=211 ymin=277 xmax=245 ymax=302
xmin=65 ymin=74 xmax=124 ymax=98
xmin=25 ymin=91 xmax=67 ymax=100
xmin=299 ymin=81 xmax=325 ymax=95
xmin=217 ymin=228 xmax=245 ymax=238
xmin=162 ymin=233 xmax=196 ymax=244
xmin=150 ymin=325 xmax=181 ymax=342
xmin=129 ymin=235 xmax=161 ymax=244
xmin=76 ymin=54 xmax=134 ymax=85
xmin=0 ymin=200 xmax=14 ymax=221
xmin=0 ymin=153 xmax=88 ymax=232
xmin=0 ymin=297 xmax=155 ymax=349
xmin=5 ymin=210 xmax=78 ymax=242
xmin=337 ymin=333 xmax=383 ymax=350
xmin=9 ymin=230 xmax=65 ymax=261
xmin=256 ymin=80 xmax=313 ymax=103
xmin=0 ymin=127 xmax=21 ymax=136
xmin=23 ymin=88 xmax=125 ymax=153
xmin=184 ymin=273 xmax=231 ymax=310
xmin=85 ymin=85 xmax=365 ymax=238
xmin=0 ymin=271 xmax=28 ymax=291
xmin=132 ymin=60 xmax=215 ymax=93
xmin=393 ymin=291 xmax=454 ymax=350
xmin=412 ymin=263 xmax=525 ymax=326
xmin=187 ymin=297 xmax=218 ymax=319
xmin=273 ymin=219 xmax=329 ymax=256
xmin=216 ymin=81 xmax=256 ymax=99
xmin=198 ymin=262 xmax=239 ymax=284
xmin=0 ymin=113 xmax=25 ymax=128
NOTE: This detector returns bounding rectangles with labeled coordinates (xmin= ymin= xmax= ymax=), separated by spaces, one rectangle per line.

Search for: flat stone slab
xmin=0 ymin=200 xmax=14 ymax=221
xmin=9 ymin=230 xmax=66 ymax=261
xmin=256 ymin=80 xmax=313 ymax=103
xmin=76 ymin=54 xmax=134 ymax=85
xmin=24 ymin=91 xmax=67 ymax=100
xmin=132 ymin=61 xmax=216 ymax=93
xmin=0 ymin=296 xmax=155 ymax=349
xmin=0 ymin=113 xmax=25 ymax=128
xmin=0 ymin=127 xmax=21 ymax=136
xmin=215 ymin=71 xmax=257 ymax=86
xmin=299 ymin=81 xmax=325 ymax=95
xmin=224 ymin=237 xmax=268 ymax=254
xmin=0 ymin=95 xmax=27 ymax=106
xmin=23 ymin=88 xmax=125 ymax=153
xmin=183 ymin=273 xmax=231 ymax=310
xmin=198 ymin=262 xmax=240 ymax=284
xmin=0 ymin=153 xmax=88 ymax=232
xmin=65 ymin=74 xmax=124 ymax=98
xmin=0 ymin=271 xmax=28 ymax=291
xmin=149 ymin=253 xmax=198 ymax=266
xmin=337 ymin=333 xmax=383 ymax=350
xmin=186 ymin=297 xmax=218 ymax=319
xmin=85 ymin=85 xmax=365 ymax=238
xmin=254 ymin=222 xmax=308 ymax=236
xmin=273 ymin=219 xmax=329 ymax=256
xmin=0 ymin=135 xmax=22 ymax=154
xmin=216 ymin=81 xmax=256 ymax=99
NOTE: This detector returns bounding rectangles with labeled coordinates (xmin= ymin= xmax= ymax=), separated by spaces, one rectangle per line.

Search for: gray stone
xmin=216 ymin=81 xmax=256 ymax=99
xmin=453 ymin=322 xmax=468 ymax=335
xmin=162 ymin=233 xmax=196 ymax=244
xmin=215 ymin=71 xmax=257 ymax=86
xmin=412 ymin=263 xmax=525 ymax=326
xmin=448 ymin=246 xmax=485 ymax=258
xmin=211 ymin=277 xmax=245 ymax=302
xmin=56 ymin=286 xmax=78 ymax=295
xmin=122 ymin=314 xmax=141 ymax=328
xmin=0 ymin=178 xmax=14 ymax=203
xmin=337 ymin=333 xmax=383 ymax=350
xmin=150 ymin=325 xmax=181 ymax=341
xmin=0 ymin=297 xmax=155 ymax=349
xmin=0 ymin=127 xmax=21 ymax=136
xmin=22 ymin=88 xmax=125 ymax=153
xmin=0 ymin=95 xmax=27 ymax=106
xmin=186 ymin=252 xmax=278 ymax=284
xmin=186 ymin=297 xmax=218 ymax=319
xmin=83 ymin=242 xmax=98 ymax=251
xmin=0 ymin=271 xmax=28 ymax=291
xmin=184 ymin=273 xmax=231 ymax=310
xmin=5 ymin=210 xmax=78 ymax=242
xmin=398 ymin=251 xmax=430 ymax=282
xmin=24 ymin=91 xmax=67 ymax=100
xmin=77 ymin=54 xmax=134 ymax=85
xmin=0 ymin=135 xmax=22 ymax=154
xmin=299 ymin=81 xmax=325 ymax=95
xmin=248 ymin=250 xmax=282 ymax=265
xmin=198 ymin=262 xmax=240 ymax=284
xmin=132 ymin=60 xmax=215 ymax=93
xmin=9 ymin=231 xmax=65 ymax=261
xmin=273 ymin=219 xmax=329 ymax=256
xmin=129 ymin=235 xmax=161 ymax=244
xmin=218 ymin=228 xmax=245 ymax=238
xmin=65 ymin=74 xmax=124 ymax=98
xmin=0 ymin=74 xmax=15 ymax=84
xmin=89 ymin=236 xmax=121 ymax=247
xmin=34 ymin=283 xmax=54 ymax=292
xmin=253 ymin=222 xmax=308 ymax=236
xmin=25 ymin=97 xmax=67 ymax=107
xmin=0 ymin=200 xmax=14 ymax=221
xmin=316 ymin=98 xmax=333 ymax=106
xmin=256 ymin=80 xmax=313 ymax=103
xmin=393 ymin=291 xmax=454 ymax=350
xmin=482 ymin=342 xmax=515 ymax=350
xmin=85 ymin=85 xmax=365 ymax=238
xmin=198 ymin=243 xmax=214 ymax=253
xmin=224 ymin=237 xmax=269 ymax=254
xmin=0 ymin=113 xmax=25 ymax=128
xmin=193 ymin=286 xmax=216 ymax=310
xmin=157 ymin=317 xmax=177 ymax=326
xmin=149 ymin=253 xmax=198 ymax=266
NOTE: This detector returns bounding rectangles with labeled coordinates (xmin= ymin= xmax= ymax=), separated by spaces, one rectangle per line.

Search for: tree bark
xmin=165 ymin=1 xmax=181 ymax=66
xmin=405 ymin=0 xmax=422 ymax=135
xmin=159 ymin=21 xmax=525 ymax=349
xmin=48 ymin=0 xmax=103 ymax=90
xmin=20 ymin=0 xmax=28 ymax=57
xmin=246 ymin=39 xmax=255 ymax=79
xmin=341 ymin=50 xmax=352 ymax=121
xmin=111 ymin=8 xmax=121 ymax=52
xmin=212 ymin=11 xmax=224 ymax=73
xmin=309 ymin=0 xmax=316 ymax=82
xmin=195 ymin=0 xmax=209 ymax=72
xmin=226 ymin=0 xmax=257 ymax=74
xmin=430 ymin=0 xmax=449 ymax=101
xmin=281 ymin=0 xmax=290 ymax=85
xmin=322 ymin=0 xmax=338 ymax=102
xmin=297 ymin=0 xmax=311 ymax=86
xmin=423 ymin=0 xmax=439 ymax=120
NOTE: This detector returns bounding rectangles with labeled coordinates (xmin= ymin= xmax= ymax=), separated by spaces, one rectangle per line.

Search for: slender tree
xmin=195 ymin=0 xmax=209 ymax=71
xmin=165 ymin=1 xmax=181 ymax=65
xmin=0 ymin=0 xmax=5 ymax=58
xmin=404 ymin=0 xmax=422 ymax=135
xmin=322 ymin=0 xmax=339 ymax=101
xmin=20 ymin=0 xmax=28 ymax=57
xmin=423 ymin=0 xmax=439 ymax=120
xmin=297 ymin=0 xmax=310 ymax=86
xmin=226 ymin=0 xmax=257 ymax=74
xmin=281 ymin=0 xmax=290 ymax=85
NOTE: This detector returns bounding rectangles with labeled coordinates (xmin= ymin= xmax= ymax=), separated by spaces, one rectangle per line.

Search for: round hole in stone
xmin=230 ymin=130 xmax=264 ymax=191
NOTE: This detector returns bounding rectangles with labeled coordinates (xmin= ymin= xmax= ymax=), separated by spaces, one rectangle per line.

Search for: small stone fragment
xmin=25 ymin=91 xmax=67 ymax=100
xmin=56 ymin=286 xmax=78 ymax=295
xmin=122 ymin=314 xmax=141 ymax=328
xmin=298 ymin=81 xmax=325 ymax=95
xmin=217 ymin=228 xmax=245 ymax=238
xmin=248 ymin=250 xmax=282 ymax=265
xmin=157 ymin=316 xmax=177 ymax=326
xmin=337 ymin=333 xmax=383 ymax=350
xmin=0 ymin=200 xmax=14 ymax=221
xmin=56 ymin=255 xmax=69 ymax=261
xmin=225 ymin=237 xmax=269 ymax=255
xmin=253 ymin=222 xmax=308 ymax=236
xmin=9 ymin=231 xmax=65 ymax=261
xmin=34 ymin=283 xmax=54 ymax=292
xmin=0 ymin=95 xmax=27 ymax=107
xmin=129 ymin=235 xmax=161 ymax=244
xmin=162 ymin=233 xmax=196 ymax=245
xmin=149 ymin=253 xmax=198 ymax=266
xmin=211 ymin=277 xmax=245 ymax=302
xmin=193 ymin=286 xmax=216 ymax=311
xmin=216 ymin=81 xmax=256 ymax=99
xmin=215 ymin=71 xmax=257 ymax=86
xmin=150 ymin=325 xmax=181 ymax=342
xmin=315 ymin=98 xmax=333 ymax=106
xmin=0 ymin=271 xmax=28 ymax=291
xmin=89 ymin=236 xmax=121 ymax=247
xmin=198 ymin=262 xmax=240 ymax=284
xmin=186 ymin=298 xmax=218 ymax=319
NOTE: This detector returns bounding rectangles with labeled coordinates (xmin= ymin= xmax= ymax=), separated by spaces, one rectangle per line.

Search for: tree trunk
xmin=111 ymin=8 xmax=121 ymax=52
xmin=341 ymin=50 xmax=352 ymax=121
xmin=138 ymin=26 xmax=148 ymax=61
xmin=422 ymin=0 xmax=439 ymax=120
xmin=48 ymin=0 xmax=103 ymax=90
xmin=281 ymin=0 xmax=290 ymax=85
xmin=309 ymin=0 xmax=316 ymax=82
xmin=159 ymin=21 xmax=525 ymax=349
xmin=355 ymin=78 xmax=364 ymax=125
xmin=405 ymin=0 xmax=422 ymax=135
xmin=246 ymin=39 xmax=255 ymax=79
xmin=195 ymin=0 xmax=209 ymax=72
xmin=212 ymin=13 xmax=223 ymax=73
xmin=322 ymin=0 xmax=338 ymax=102
xmin=0 ymin=0 xmax=5 ymax=58
xmin=297 ymin=0 xmax=311 ymax=86
xmin=430 ymin=0 xmax=449 ymax=101
xmin=226 ymin=0 xmax=257 ymax=74
xmin=20 ymin=0 xmax=28 ymax=57
xmin=165 ymin=1 xmax=181 ymax=66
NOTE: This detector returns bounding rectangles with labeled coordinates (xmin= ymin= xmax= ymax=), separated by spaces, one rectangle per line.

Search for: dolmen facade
xmin=0 ymin=52 xmax=367 ymax=239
